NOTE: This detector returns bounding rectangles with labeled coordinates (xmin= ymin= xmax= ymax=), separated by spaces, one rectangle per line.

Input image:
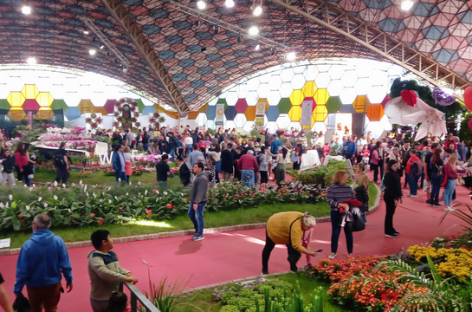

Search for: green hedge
xmin=290 ymin=159 xmax=349 ymax=187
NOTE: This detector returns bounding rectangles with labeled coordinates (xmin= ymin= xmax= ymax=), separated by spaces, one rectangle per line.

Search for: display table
xmin=300 ymin=150 xmax=321 ymax=171
xmin=323 ymin=155 xmax=344 ymax=166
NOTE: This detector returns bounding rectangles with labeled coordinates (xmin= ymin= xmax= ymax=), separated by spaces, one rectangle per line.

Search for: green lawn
xmin=173 ymin=273 xmax=344 ymax=312
xmin=33 ymin=170 xmax=162 ymax=185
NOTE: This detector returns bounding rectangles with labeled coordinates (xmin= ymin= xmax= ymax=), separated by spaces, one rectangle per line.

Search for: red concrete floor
xmin=1 ymin=175 xmax=470 ymax=311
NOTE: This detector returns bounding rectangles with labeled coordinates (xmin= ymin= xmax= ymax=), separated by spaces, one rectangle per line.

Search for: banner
xmin=300 ymin=98 xmax=313 ymax=127
xmin=215 ymin=103 xmax=224 ymax=126
xmin=255 ymin=99 xmax=266 ymax=126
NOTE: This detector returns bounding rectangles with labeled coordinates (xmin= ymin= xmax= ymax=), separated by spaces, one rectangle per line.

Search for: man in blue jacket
xmin=343 ymin=136 xmax=357 ymax=162
xmin=14 ymin=213 xmax=73 ymax=312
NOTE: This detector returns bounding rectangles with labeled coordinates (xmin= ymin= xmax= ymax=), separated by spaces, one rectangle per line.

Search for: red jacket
xmin=237 ymin=154 xmax=259 ymax=172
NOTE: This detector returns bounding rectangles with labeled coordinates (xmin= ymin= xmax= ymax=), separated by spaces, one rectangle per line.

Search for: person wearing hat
xmin=386 ymin=147 xmax=401 ymax=164
xmin=262 ymin=212 xmax=318 ymax=274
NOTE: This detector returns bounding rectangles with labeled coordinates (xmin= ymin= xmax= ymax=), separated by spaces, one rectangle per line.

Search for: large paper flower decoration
xmin=404 ymin=98 xmax=447 ymax=141
xmin=401 ymin=90 xmax=417 ymax=107
xmin=431 ymin=87 xmax=455 ymax=106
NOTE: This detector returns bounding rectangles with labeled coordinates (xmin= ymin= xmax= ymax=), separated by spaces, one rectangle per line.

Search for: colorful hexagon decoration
xmin=235 ymin=99 xmax=248 ymax=114
xmin=366 ymin=104 xmax=384 ymax=122
xmin=352 ymin=95 xmax=371 ymax=113
xmin=266 ymin=106 xmax=280 ymax=121
xmin=314 ymin=89 xmax=330 ymax=105
xmin=50 ymin=100 xmax=68 ymax=112
xmin=22 ymin=99 xmax=40 ymax=111
xmin=7 ymin=92 xmax=26 ymax=110
xmin=302 ymin=97 xmax=316 ymax=112
xmin=142 ymin=106 xmax=157 ymax=115
xmin=35 ymin=109 xmax=55 ymax=120
xmin=289 ymin=90 xmax=304 ymax=106
xmin=65 ymin=107 xmax=82 ymax=120
xmin=104 ymin=99 xmax=117 ymax=114
xmin=36 ymin=92 xmax=54 ymax=108
xmin=0 ymin=99 xmax=11 ymax=110
xmin=245 ymin=106 xmax=256 ymax=121
xmin=188 ymin=111 xmax=199 ymax=120
xmin=78 ymin=99 xmax=95 ymax=113
xmin=206 ymin=106 xmax=216 ymax=120
xmin=8 ymin=110 xmax=26 ymax=121
xmin=288 ymin=106 xmax=302 ymax=122
xmin=135 ymin=99 xmax=145 ymax=113
xmin=217 ymin=98 xmax=228 ymax=111
xmin=92 ymin=107 xmax=109 ymax=115
xmin=302 ymin=81 xmax=317 ymax=98
xmin=199 ymin=103 xmax=209 ymax=113
xmin=256 ymin=98 xmax=269 ymax=112
xmin=326 ymin=96 xmax=342 ymax=114
xmin=154 ymin=104 xmax=166 ymax=113
xmin=21 ymin=85 xmax=39 ymax=100
xmin=313 ymin=105 xmax=328 ymax=122
xmin=278 ymin=98 xmax=292 ymax=114
xmin=224 ymin=106 xmax=237 ymax=120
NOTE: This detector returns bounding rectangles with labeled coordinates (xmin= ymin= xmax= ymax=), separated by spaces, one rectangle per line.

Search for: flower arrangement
xmin=114 ymin=98 xmax=140 ymax=129
xmin=85 ymin=113 xmax=102 ymax=130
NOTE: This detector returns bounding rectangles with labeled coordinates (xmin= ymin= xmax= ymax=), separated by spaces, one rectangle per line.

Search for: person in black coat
xmin=179 ymin=154 xmax=192 ymax=187
xmin=220 ymin=143 xmax=233 ymax=181
xmin=167 ymin=132 xmax=178 ymax=161
xmin=383 ymin=159 xmax=403 ymax=238
xmin=159 ymin=134 xmax=169 ymax=155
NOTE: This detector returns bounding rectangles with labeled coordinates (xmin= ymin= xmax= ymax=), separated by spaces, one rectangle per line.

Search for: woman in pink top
xmin=370 ymin=145 xmax=380 ymax=184
xmin=14 ymin=143 xmax=29 ymax=184
xmin=443 ymin=154 xmax=459 ymax=211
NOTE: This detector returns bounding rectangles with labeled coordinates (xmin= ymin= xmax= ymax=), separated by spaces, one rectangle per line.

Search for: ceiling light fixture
xmin=27 ymin=57 xmax=36 ymax=65
xmin=83 ymin=30 xmax=89 ymax=35
xmin=225 ymin=0 xmax=234 ymax=8
xmin=197 ymin=0 xmax=206 ymax=10
xmin=401 ymin=0 xmax=413 ymax=11
xmin=213 ymin=25 xmax=220 ymax=34
xmin=89 ymin=49 xmax=96 ymax=56
xmin=286 ymin=52 xmax=296 ymax=61
xmin=100 ymin=45 xmax=105 ymax=49
xmin=255 ymin=44 xmax=260 ymax=51
xmin=22 ymin=6 xmax=31 ymax=14
xmin=248 ymin=26 xmax=259 ymax=36
xmin=253 ymin=5 xmax=262 ymax=16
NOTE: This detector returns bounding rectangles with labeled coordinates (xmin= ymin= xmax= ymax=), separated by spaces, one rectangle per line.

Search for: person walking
xmin=220 ymin=143 xmax=233 ymax=182
xmin=274 ymin=146 xmax=288 ymax=185
xmin=401 ymin=141 xmax=411 ymax=188
xmin=14 ymin=214 xmax=73 ymax=312
xmin=54 ymin=142 xmax=69 ymax=185
xmin=238 ymin=150 xmax=258 ymax=187
xmin=443 ymin=154 xmax=458 ymax=211
xmin=257 ymin=146 xmax=269 ymax=185
xmin=179 ymin=154 xmax=192 ymax=187
xmin=262 ymin=212 xmax=318 ymax=274
xmin=142 ymin=131 xmax=150 ymax=154
xmin=112 ymin=144 xmax=126 ymax=183
xmin=370 ymin=145 xmax=380 ymax=184
xmin=184 ymin=134 xmax=193 ymax=156
xmin=1 ymin=150 xmax=15 ymax=186
xmin=189 ymin=143 xmax=203 ymax=169
xmin=15 ymin=143 xmax=29 ymax=185
xmin=430 ymin=148 xmax=444 ymax=207
xmin=383 ymin=160 xmax=403 ymax=238
xmin=406 ymin=150 xmax=422 ymax=197
xmin=326 ymin=170 xmax=355 ymax=259
xmin=123 ymin=146 xmax=133 ymax=184
xmin=167 ymin=132 xmax=178 ymax=162
xmin=188 ymin=162 xmax=208 ymax=241
xmin=156 ymin=154 xmax=170 ymax=188
xmin=264 ymin=129 xmax=271 ymax=148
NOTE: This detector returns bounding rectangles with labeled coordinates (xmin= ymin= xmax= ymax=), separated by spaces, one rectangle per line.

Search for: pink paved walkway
xmin=1 ymin=176 xmax=471 ymax=312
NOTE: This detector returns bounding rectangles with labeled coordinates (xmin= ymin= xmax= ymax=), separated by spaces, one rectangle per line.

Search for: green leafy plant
xmin=290 ymin=160 xmax=348 ymax=187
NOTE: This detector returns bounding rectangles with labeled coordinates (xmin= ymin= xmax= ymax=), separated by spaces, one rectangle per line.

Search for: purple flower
xmin=432 ymin=87 xmax=455 ymax=107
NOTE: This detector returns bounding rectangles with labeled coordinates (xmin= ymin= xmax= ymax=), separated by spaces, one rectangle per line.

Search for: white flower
xmin=86 ymin=192 xmax=89 ymax=197
xmin=54 ymin=195 xmax=58 ymax=200
xmin=8 ymin=195 xmax=12 ymax=201
xmin=68 ymin=209 xmax=71 ymax=213
xmin=126 ymin=193 xmax=129 ymax=196
xmin=181 ymin=193 xmax=184 ymax=197
xmin=62 ymin=184 xmax=66 ymax=188
xmin=48 ymin=187 xmax=51 ymax=191
xmin=115 ymin=196 xmax=118 ymax=200
xmin=23 ymin=184 xmax=26 ymax=188
xmin=54 ymin=181 xmax=58 ymax=187
xmin=163 ymin=191 xmax=168 ymax=195
xmin=0 ymin=203 xmax=4 ymax=208
xmin=93 ymin=193 xmax=96 ymax=198
xmin=29 ymin=187 xmax=33 ymax=191
xmin=138 ymin=182 xmax=141 ymax=185
xmin=44 ymin=203 xmax=48 ymax=208
xmin=71 ymin=183 xmax=76 ymax=187
xmin=156 ymin=190 xmax=159 ymax=194
xmin=145 ymin=190 xmax=148 ymax=196
xmin=129 ymin=182 xmax=132 ymax=185
xmin=84 ymin=185 xmax=87 ymax=192
xmin=108 ymin=200 xmax=112 ymax=204
xmin=80 ymin=180 xmax=83 ymax=185
xmin=99 ymin=199 xmax=103 ymax=202
xmin=32 ymin=184 xmax=35 ymax=188
xmin=5 ymin=203 xmax=8 ymax=208
xmin=118 ymin=178 xmax=121 ymax=182
xmin=38 ymin=197 xmax=42 ymax=202
xmin=26 ymin=205 xmax=30 ymax=211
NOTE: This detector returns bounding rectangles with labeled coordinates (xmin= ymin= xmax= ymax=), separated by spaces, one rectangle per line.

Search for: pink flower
xmin=18 ymin=215 xmax=23 ymax=218
xmin=119 ymin=207 xmax=124 ymax=210
xmin=98 ymin=219 xmax=104 ymax=225
xmin=90 ymin=213 xmax=95 ymax=217
xmin=145 ymin=209 xmax=152 ymax=215
xmin=166 ymin=204 xmax=172 ymax=209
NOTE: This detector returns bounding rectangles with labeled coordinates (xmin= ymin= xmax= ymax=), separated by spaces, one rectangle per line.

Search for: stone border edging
xmin=0 ymin=183 xmax=382 ymax=257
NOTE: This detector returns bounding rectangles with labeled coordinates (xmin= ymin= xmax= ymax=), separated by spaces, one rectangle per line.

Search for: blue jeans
xmin=144 ymin=143 xmax=149 ymax=154
xmin=331 ymin=210 xmax=353 ymax=254
xmin=188 ymin=202 xmax=206 ymax=236
xmin=443 ymin=178 xmax=456 ymax=206
xmin=430 ymin=173 xmax=442 ymax=205
xmin=159 ymin=181 xmax=167 ymax=188
xmin=115 ymin=171 xmax=125 ymax=182
xmin=186 ymin=145 xmax=192 ymax=156
xmin=125 ymin=175 xmax=130 ymax=183
xmin=408 ymin=173 xmax=420 ymax=195
xmin=170 ymin=149 xmax=175 ymax=162
xmin=241 ymin=169 xmax=255 ymax=187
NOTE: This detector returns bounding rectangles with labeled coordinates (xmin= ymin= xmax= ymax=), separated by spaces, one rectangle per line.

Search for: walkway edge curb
xmin=0 ymin=183 xmax=382 ymax=256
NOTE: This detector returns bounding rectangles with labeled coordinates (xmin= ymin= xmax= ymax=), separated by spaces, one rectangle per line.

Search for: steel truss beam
xmin=101 ymin=0 xmax=188 ymax=113
xmin=275 ymin=0 xmax=471 ymax=97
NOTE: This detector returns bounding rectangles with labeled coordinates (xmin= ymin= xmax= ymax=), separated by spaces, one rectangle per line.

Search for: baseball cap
xmin=227 ymin=142 xmax=233 ymax=148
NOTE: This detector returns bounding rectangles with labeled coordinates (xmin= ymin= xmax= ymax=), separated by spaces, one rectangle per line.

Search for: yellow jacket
xmin=266 ymin=211 xmax=307 ymax=253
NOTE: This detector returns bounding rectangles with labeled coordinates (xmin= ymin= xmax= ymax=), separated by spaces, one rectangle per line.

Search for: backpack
xmin=410 ymin=161 xmax=422 ymax=177
xmin=54 ymin=153 xmax=65 ymax=167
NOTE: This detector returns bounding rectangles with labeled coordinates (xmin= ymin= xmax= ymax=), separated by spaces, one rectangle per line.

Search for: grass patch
xmin=173 ymin=273 xmax=345 ymax=312
xmin=33 ymin=170 xmax=161 ymax=185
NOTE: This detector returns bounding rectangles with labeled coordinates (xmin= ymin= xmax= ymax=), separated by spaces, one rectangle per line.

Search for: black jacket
xmin=2 ymin=155 xmax=14 ymax=171
xmin=179 ymin=163 xmax=191 ymax=185
xmin=383 ymin=171 xmax=402 ymax=200
xmin=168 ymin=135 xmax=178 ymax=150
xmin=220 ymin=149 xmax=233 ymax=173
xmin=160 ymin=139 xmax=169 ymax=153
xmin=354 ymin=185 xmax=369 ymax=212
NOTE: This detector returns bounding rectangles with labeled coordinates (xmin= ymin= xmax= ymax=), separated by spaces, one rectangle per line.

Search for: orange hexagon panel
xmin=245 ymin=106 xmax=256 ymax=121
xmin=313 ymin=105 xmax=328 ymax=122
xmin=352 ymin=95 xmax=371 ymax=113
xmin=8 ymin=110 xmax=26 ymax=121
xmin=78 ymin=100 xmax=95 ymax=113
xmin=288 ymin=106 xmax=302 ymax=122
xmin=366 ymin=104 xmax=384 ymax=122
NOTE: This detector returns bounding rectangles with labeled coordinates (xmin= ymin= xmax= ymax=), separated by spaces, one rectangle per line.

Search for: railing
xmin=120 ymin=282 xmax=161 ymax=312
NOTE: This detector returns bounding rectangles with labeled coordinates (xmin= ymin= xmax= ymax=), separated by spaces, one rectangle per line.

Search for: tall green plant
xmin=142 ymin=273 xmax=190 ymax=312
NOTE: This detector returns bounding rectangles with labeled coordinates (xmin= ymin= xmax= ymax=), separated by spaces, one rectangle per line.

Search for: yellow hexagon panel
xmin=352 ymin=95 xmax=371 ymax=113
xmin=314 ymin=89 xmax=330 ymax=105
xmin=36 ymin=108 xmax=55 ymax=120
xmin=8 ymin=110 xmax=26 ymax=121
xmin=36 ymin=92 xmax=54 ymax=108
xmin=302 ymin=81 xmax=317 ymax=98
xmin=366 ymin=104 xmax=384 ymax=122
xmin=256 ymin=98 xmax=269 ymax=112
xmin=154 ymin=104 xmax=166 ymax=113
xmin=7 ymin=92 xmax=26 ymax=110
xmin=289 ymin=90 xmax=304 ymax=106
xmin=92 ymin=107 xmax=109 ymax=115
xmin=313 ymin=105 xmax=328 ymax=122
xmin=21 ymin=85 xmax=40 ymax=100
xmin=199 ymin=103 xmax=209 ymax=113
xmin=288 ymin=106 xmax=302 ymax=122
xmin=78 ymin=99 xmax=95 ymax=113
xmin=302 ymin=114 xmax=316 ymax=130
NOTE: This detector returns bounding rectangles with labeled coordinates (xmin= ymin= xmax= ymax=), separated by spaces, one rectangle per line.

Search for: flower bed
xmin=0 ymin=181 xmax=322 ymax=232
xmin=290 ymin=159 xmax=349 ymax=187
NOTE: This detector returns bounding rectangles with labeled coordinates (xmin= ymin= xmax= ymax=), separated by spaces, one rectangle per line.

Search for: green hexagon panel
xmin=217 ymin=98 xmax=228 ymax=111
xmin=135 ymin=99 xmax=145 ymax=113
xmin=50 ymin=99 xmax=68 ymax=111
xmin=277 ymin=98 xmax=292 ymax=114
xmin=326 ymin=96 xmax=342 ymax=114
xmin=0 ymin=99 xmax=11 ymax=110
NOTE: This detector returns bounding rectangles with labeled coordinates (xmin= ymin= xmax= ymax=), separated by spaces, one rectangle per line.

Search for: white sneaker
xmin=445 ymin=207 xmax=456 ymax=212
xmin=328 ymin=253 xmax=336 ymax=259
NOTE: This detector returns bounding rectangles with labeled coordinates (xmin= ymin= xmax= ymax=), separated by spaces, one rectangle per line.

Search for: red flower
xmin=154 ymin=113 xmax=160 ymax=117
xmin=114 ymin=112 xmax=119 ymax=117
xmin=127 ymin=99 xmax=132 ymax=103
xmin=166 ymin=203 xmax=172 ymax=209
xmin=98 ymin=218 xmax=104 ymax=225
xmin=86 ymin=118 xmax=92 ymax=122
xmin=97 ymin=118 xmax=102 ymax=123
xmin=90 ymin=213 xmax=95 ymax=217
xmin=70 ymin=217 xmax=74 ymax=220
xmin=132 ymin=118 xmax=137 ymax=122
xmin=132 ymin=102 xmax=137 ymax=106
xmin=135 ymin=113 xmax=139 ymax=117
xmin=119 ymin=107 xmax=123 ymax=111
xmin=18 ymin=215 xmax=23 ymax=218
xmin=136 ymin=122 xmax=141 ymax=127
xmin=131 ymin=107 xmax=135 ymax=111
xmin=120 ymin=99 xmax=125 ymax=103
xmin=401 ymin=89 xmax=417 ymax=107
xmin=118 ymin=117 xmax=122 ymax=121
xmin=115 ymin=102 xmax=120 ymax=106
xmin=124 ymin=113 xmax=129 ymax=117
xmin=119 ymin=207 xmax=124 ymax=210
xmin=92 ymin=123 xmax=97 ymax=128
xmin=20 ymin=220 xmax=25 ymax=223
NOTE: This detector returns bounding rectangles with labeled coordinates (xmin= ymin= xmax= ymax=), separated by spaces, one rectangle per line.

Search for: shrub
xmin=291 ymin=159 xmax=349 ymax=187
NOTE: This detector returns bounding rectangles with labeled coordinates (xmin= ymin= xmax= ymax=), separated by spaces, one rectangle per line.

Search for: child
xmin=322 ymin=143 xmax=330 ymax=158
xmin=1 ymin=150 xmax=15 ymax=186
xmin=28 ymin=151 xmax=36 ymax=186
xmin=88 ymin=230 xmax=138 ymax=312
xmin=107 ymin=292 xmax=128 ymax=312
xmin=301 ymin=226 xmax=314 ymax=266
xmin=361 ymin=144 xmax=370 ymax=165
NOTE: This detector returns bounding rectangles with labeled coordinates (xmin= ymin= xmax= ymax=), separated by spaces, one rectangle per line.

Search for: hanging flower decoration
xmin=154 ymin=112 xmax=160 ymax=118
xmin=401 ymin=90 xmax=417 ymax=107
xmin=404 ymin=98 xmax=447 ymax=141
xmin=114 ymin=97 xmax=141 ymax=129
xmin=431 ymin=87 xmax=456 ymax=107
xmin=85 ymin=113 xmax=102 ymax=131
